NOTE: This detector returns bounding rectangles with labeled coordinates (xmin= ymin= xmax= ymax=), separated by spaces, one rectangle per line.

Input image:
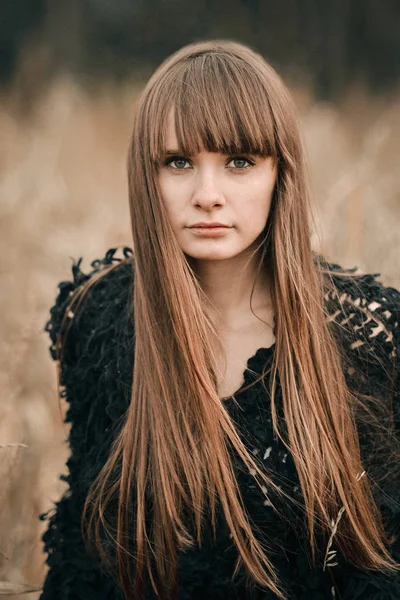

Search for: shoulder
xmin=315 ymin=255 xmax=400 ymax=491
xmin=314 ymin=254 xmax=399 ymax=366
xmin=316 ymin=255 xmax=399 ymax=451
xmin=45 ymin=246 xmax=135 ymax=364
xmin=44 ymin=246 xmax=135 ymax=445
xmin=315 ymin=260 xmax=400 ymax=581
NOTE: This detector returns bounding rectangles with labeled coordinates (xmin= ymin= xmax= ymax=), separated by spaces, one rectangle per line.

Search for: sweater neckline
xmin=220 ymin=341 xmax=276 ymax=402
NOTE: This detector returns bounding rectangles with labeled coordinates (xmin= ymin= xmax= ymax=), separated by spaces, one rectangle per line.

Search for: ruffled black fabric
xmin=39 ymin=247 xmax=400 ymax=599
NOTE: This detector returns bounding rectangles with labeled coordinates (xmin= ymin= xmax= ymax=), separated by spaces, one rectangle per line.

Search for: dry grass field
xmin=0 ymin=76 xmax=399 ymax=597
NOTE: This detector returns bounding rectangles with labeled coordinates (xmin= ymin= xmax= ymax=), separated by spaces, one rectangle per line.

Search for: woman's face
xmin=157 ymin=113 xmax=277 ymax=262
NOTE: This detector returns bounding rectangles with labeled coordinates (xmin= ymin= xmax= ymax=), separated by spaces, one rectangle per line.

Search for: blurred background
xmin=0 ymin=0 xmax=399 ymax=596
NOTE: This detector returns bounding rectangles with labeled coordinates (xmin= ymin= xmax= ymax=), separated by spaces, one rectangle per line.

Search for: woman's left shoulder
xmin=315 ymin=255 xmax=400 ymax=366
xmin=314 ymin=258 xmax=400 ymax=598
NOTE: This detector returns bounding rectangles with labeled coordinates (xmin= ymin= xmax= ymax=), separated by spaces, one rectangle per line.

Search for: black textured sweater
xmin=39 ymin=247 xmax=400 ymax=600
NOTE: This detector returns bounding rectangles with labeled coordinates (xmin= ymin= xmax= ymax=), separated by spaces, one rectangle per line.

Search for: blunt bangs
xmin=147 ymin=52 xmax=279 ymax=163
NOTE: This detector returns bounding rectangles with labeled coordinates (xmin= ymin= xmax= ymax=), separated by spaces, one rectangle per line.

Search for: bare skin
xmin=214 ymin=308 xmax=276 ymax=399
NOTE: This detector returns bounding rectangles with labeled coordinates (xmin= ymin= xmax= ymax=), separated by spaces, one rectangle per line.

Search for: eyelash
xmin=163 ymin=155 xmax=255 ymax=170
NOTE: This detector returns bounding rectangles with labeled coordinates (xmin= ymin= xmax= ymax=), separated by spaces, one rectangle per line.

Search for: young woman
xmin=39 ymin=40 xmax=400 ymax=599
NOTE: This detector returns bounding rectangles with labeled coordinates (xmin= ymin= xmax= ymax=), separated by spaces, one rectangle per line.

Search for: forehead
xmin=150 ymin=62 xmax=279 ymax=160
xmin=160 ymin=107 xmax=272 ymax=158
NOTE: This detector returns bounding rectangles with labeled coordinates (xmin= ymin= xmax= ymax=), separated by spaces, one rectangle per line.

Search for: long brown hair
xmin=67 ymin=40 xmax=400 ymax=599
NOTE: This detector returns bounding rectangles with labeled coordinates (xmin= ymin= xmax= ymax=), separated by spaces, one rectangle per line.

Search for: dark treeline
xmin=1 ymin=0 xmax=399 ymax=99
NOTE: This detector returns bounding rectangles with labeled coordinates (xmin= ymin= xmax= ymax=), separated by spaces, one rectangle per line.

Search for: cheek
xmin=159 ymin=184 xmax=185 ymax=231
xmin=159 ymin=179 xmax=177 ymax=212
xmin=159 ymin=175 xmax=187 ymax=203
xmin=258 ymin=169 xmax=276 ymax=195
xmin=255 ymin=174 xmax=276 ymax=213
xmin=236 ymin=178 xmax=274 ymax=231
xmin=245 ymin=177 xmax=275 ymax=212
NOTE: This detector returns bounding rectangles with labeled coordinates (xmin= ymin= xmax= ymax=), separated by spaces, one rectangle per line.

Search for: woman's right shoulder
xmin=43 ymin=246 xmax=135 ymax=479
xmin=45 ymin=246 xmax=135 ymax=365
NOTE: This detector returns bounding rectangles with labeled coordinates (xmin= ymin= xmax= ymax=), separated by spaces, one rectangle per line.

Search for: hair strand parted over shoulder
xmin=65 ymin=40 xmax=400 ymax=599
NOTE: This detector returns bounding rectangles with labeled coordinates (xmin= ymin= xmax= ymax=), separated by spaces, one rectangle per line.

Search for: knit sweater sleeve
xmin=321 ymin=263 xmax=400 ymax=599
xmin=39 ymin=247 xmax=134 ymax=600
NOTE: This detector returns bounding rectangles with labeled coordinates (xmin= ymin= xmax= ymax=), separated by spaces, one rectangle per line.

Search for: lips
xmin=190 ymin=223 xmax=230 ymax=228
xmin=189 ymin=224 xmax=232 ymax=237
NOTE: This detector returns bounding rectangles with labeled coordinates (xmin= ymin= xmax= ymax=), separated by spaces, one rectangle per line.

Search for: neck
xmin=190 ymin=251 xmax=273 ymax=330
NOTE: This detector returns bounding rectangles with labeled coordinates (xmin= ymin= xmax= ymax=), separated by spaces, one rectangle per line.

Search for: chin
xmin=183 ymin=247 xmax=242 ymax=261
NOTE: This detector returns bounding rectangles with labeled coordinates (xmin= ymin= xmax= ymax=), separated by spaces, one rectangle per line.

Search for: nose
xmin=192 ymin=168 xmax=225 ymax=210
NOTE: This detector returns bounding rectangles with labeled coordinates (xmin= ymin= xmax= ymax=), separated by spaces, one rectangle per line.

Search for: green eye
xmin=164 ymin=156 xmax=190 ymax=169
xmin=227 ymin=157 xmax=254 ymax=169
